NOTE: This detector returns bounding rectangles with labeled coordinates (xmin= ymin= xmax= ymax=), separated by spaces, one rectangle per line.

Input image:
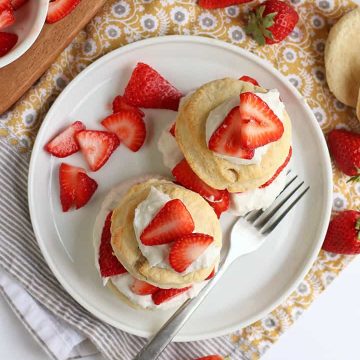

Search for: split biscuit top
xmin=175 ymin=78 xmax=292 ymax=193
xmin=110 ymin=178 xmax=222 ymax=289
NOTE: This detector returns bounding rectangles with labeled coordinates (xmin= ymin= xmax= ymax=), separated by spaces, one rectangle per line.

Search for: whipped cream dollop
xmin=205 ymin=89 xmax=285 ymax=166
xmin=133 ymin=187 xmax=220 ymax=273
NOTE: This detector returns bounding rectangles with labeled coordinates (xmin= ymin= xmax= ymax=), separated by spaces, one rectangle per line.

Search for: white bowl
xmin=0 ymin=0 xmax=49 ymax=68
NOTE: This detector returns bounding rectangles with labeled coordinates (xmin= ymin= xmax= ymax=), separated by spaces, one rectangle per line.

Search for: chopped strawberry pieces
xmin=130 ymin=278 xmax=159 ymax=295
xmin=169 ymin=233 xmax=214 ymax=273
xmin=152 ymin=286 xmax=191 ymax=305
xmin=238 ymin=92 xmax=284 ymax=149
xmin=239 ymin=75 xmax=260 ymax=87
xmin=101 ymin=110 xmax=146 ymax=152
xmin=45 ymin=121 xmax=86 ymax=158
xmin=99 ymin=211 xmax=128 ymax=277
xmin=172 ymin=159 xmax=227 ymax=202
xmin=11 ymin=0 xmax=28 ymax=10
xmin=75 ymin=130 xmax=120 ymax=171
xmin=169 ymin=123 xmax=176 ymax=137
xmin=207 ymin=191 xmax=230 ymax=218
xmin=0 ymin=9 xmax=15 ymax=31
xmin=0 ymin=31 xmax=17 ymax=57
xmin=123 ymin=63 xmax=183 ymax=111
xmin=59 ymin=163 xmax=98 ymax=211
xmin=198 ymin=0 xmax=252 ymax=9
xmin=209 ymin=106 xmax=255 ymax=159
xmin=46 ymin=0 xmax=81 ymax=24
xmin=140 ymin=199 xmax=195 ymax=246
xmin=112 ymin=95 xmax=145 ymax=117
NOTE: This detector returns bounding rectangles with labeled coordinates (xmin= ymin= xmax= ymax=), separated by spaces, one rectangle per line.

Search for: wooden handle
xmin=0 ymin=0 xmax=107 ymax=114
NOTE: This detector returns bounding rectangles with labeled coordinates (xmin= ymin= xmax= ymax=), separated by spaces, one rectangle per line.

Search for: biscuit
xmin=325 ymin=7 xmax=360 ymax=107
xmin=175 ymin=78 xmax=292 ymax=193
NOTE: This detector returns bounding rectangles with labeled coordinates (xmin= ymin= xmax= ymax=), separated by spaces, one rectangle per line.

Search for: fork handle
xmin=133 ymin=259 xmax=232 ymax=360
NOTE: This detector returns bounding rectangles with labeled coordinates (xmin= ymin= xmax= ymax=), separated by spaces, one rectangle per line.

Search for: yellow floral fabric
xmin=1 ymin=0 xmax=359 ymax=358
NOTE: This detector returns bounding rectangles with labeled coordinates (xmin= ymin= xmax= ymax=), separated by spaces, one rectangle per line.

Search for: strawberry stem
xmin=347 ymin=171 xmax=360 ymax=183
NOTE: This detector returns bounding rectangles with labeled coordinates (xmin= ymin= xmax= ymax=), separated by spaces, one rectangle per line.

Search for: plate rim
xmin=28 ymin=35 xmax=333 ymax=341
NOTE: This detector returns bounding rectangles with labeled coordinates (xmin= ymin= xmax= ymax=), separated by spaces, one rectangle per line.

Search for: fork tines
xmin=244 ymin=170 xmax=310 ymax=235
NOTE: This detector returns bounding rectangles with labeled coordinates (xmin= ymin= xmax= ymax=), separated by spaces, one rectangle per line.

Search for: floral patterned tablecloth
xmin=1 ymin=0 xmax=360 ymax=358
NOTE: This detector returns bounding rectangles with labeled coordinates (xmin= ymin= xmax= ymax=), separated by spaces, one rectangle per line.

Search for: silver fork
xmin=134 ymin=171 xmax=309 ymax=360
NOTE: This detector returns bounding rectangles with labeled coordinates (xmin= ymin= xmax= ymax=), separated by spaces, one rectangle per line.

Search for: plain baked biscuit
xmin=175 ymin=78 xmax=292 ymax=193
xmin=110 ymin=179 xmax=221 ymax=289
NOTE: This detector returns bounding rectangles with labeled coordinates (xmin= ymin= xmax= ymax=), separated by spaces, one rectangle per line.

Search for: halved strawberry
xmin=0 ymin=32 xmax=17 ymax=57
xmin=130 ymin=278 xmax=159 ymax=296
xmin=239 ymin=75 xmax=260 ymax=87
xmin=45 ymin=121 xmax=85 ymax=158
xmin=172 ymin=159 xmax=226 ymax=202
xmin=209 ymin=106 xmax=255 ymax=159
xmin=0 ymin=9 xmax=15 ymax=30
xmin=140 ymin=199 xmax=195 ymax=246
xmin=99 ymin=211 xmax=128 ymax=277
xmin=152 ymin=286 xmax=191 ymax=305
xmin=205 ymin=268 xmax=216 ymax=280
xmin=198 ymin=0 xmax=252 ymax=9
xmin=169 ymin=233 xmax=214 ymax=273
xmin=59 ymin=163 xmax=98 ymax=211
xmin=239 ymin=92 xmax=284 ymax=149
xmin=75 ymin=130 xmax=120 ymax=171
xmin=112 ymin=95 xmax=145 ymax=117
xmin=0 ymin=0 xmax=11 ymax=12
xmin=101 ymin=110 xmax=146 ymax=152
xmin=46 ymin=0 xmax=81 ymax=24
xmin=11 ymin=0 xmax=28 ymax=10
xmin=207 ymin=191 xmax=230 ymax=218
xmin=169 ymin=123 xmax=176 ymax=137
xmin=260 ymin=147 xmax=292 ymax=188
xmin=123 ymin=63 xmax=183 ymax=111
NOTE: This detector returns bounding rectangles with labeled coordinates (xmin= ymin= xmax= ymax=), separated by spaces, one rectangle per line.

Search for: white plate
xmin=28 ymin=36 xmax=332 ymax=341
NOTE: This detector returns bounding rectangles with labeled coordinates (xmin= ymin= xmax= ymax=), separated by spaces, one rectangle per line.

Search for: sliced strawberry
xmin=112 ymin=95 xmax=145 ymax=117
xmin=101 ymin=110 xmax=146 ymax=152
xmin=169 ymin=233 xmax=214 ymax=273
xmin=75 ymin=130 xmax=120 ymax=171
xmin=239 ymin=92 xmax=284 ymax=149
xmin=123 ymin=63 xmax=183 ymax=111
xmin=207 ymin=191 xmax=230 ymax=218
xmin=0 ymin=9 xmax=15 ymax=31
xmin=205 ymin=268 xmax=216 ymax=280
xmin=260 ymin=147 xmax=292 ymax=188
xmin=10 ymin=0 xmax=28 ymax=10
xmin=152 ymin=287 xmax=191 ymax=305
xmin=130 ymin=278 xmax=159 ymax=296
xmin=209 ymin=106 xmax=255 ymax=159
xmin=59 ymin=163 xmax=98 ymax=211
xmin=45 ymin=121 xmax=85 ymax=158
xmin=169 ymin=123 xmax=176 ymax=137
xmin=99 ymin=211 xmax=128 ymax=277
xmin=0 ymin=32 xmax=17 ymax=57
xmin=239 ymin=75 xmax=260 ymax=87
xmin=0 ymin=0 xmax=11 ymax=12
xmin=198 ymin=0 xmax=252 ymax=9
xmin=46 ymin=0 xmax=81 ymax=24
xmin=140 ymin=199 xmax=195 ymax=246
xmin=172 ymin=159 xmax=227 ymax=202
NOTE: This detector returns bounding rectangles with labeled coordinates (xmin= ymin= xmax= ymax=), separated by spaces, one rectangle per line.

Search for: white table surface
xmin=1 ymin=255 xmax=360 ymax=360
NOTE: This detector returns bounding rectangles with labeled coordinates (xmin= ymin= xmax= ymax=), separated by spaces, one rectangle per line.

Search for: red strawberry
xmin=169 ymin=233 xmax=214 ymax=273
xmin=208 ymin=106 xmax=255 ymax=159
xmin=152 ymin=287 xmax=191 ymax=305
xmin=260 ymin=146 xmax=292 ymax=188
xmin=245 ymin=0 xmax=299 ymax=45
xmin=59 ymin=163 xmax=98 ymax=211
xmin=99 ymin=211 xmax=128 ymax=277
xmin=238 ymin=92 xmax=284 ymax=149
xmin=322 ymin=210 xmax=360 ymax=254
xmin=169 ymin=123 xmax=176 ymax=137
xmin=45 ymin=121 xmax=85 ymax=158
xmin=239 ymin=75 xmax=260 ymax=87
xmin=140 ymin=199 xmax=195 ymax=246
xmin=194 ymin=356 xmax=225 ymax=360
xmin=112 ymin=95 xmax=145 ymax=117
xmin=75 ymin=130 xmax=120 ymax=171
xmin=0 ymin=32 xmax=17 ymax=57
xmin=327 ymin=129 xmax=360 ymax=181
xmin=207 ymin=191 xmax=230 ymax=218
xmin=123 ymin=63 xmax=183 ymax=111
xmin=11 ymin=0 xmax=28 ymax=10
xmin=46 ymin=0 xmax=81 ymax=24
xmin=0 ymin=9 xmax=15 ymax=31
xmin=205 ymin=268 xmax=216 ymax=280
xmin=130 ymin=278 xmax=159 ymax=295
xmin=0 ymin=0 xmax=11 ymax=12
xmin=101 ymin=110 xmax=146 ymax=152
xmin=172 ymin=159 xmax=227 ymax=202
xmin=198 ymin=0 xmax=252 ymax=9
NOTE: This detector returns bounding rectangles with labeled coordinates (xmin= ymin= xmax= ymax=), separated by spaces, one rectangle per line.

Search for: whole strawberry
xmin=322 ymin=210 xmax=360 ymax=254
xmin=327 ymin=129 xmax=360 ymax=181
xmin=245 ymin=0 xmax=299 ymax=45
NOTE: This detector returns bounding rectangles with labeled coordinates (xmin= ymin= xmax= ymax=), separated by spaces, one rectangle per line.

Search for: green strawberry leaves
xmin=356 ymin=217 xmax=360 ymax=241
